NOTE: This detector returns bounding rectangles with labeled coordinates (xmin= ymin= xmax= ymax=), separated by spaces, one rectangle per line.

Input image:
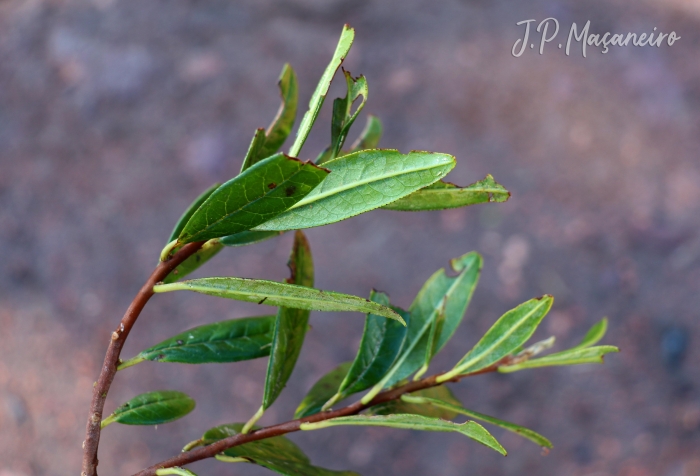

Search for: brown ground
xmin=1 ymin=1 xmax=699 ymax=475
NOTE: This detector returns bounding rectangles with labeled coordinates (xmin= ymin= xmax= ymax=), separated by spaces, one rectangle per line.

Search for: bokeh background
xmin=1 ymin=0 xmax=699 ymax=475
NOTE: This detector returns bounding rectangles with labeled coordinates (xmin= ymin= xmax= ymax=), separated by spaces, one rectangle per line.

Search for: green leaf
xmin=347 ymin=115 xmax=382 ymax=153
xmin=241 ymin=64 xmax=299 ymax=172
xmin=259 ymin=64 xmax=299 ymax=162
xmin=162 ymin=239 xmax=224 ymax=284
xmin=318 ymin=70 xmax=368 ymax=164
xmin=382 ymin=175 xmax=510 ymax=211
xmin=254 ymin=150 xmax=455 ymax=231
xmin=168 ymin=183 xmax=221 ymax=242
xmin=177 ymin=153 xmax=329 ymax=244
xmin=418 ymin=297 xmax=447 ymax=378
xmin=400 ymin=395 xmax=553 ymax=448
xmin=101 ymin=391 xmax=195 ymax=428
xmin=289 ymin=25 xmax=354 ymax=158
xmin=572 ymin=318 xmax=608 ymax=350
xmin=439 ymin=295 xmax=554 ymax=382
xmin=300 ymin=414 xmax=506 ymax=456
xmin=295 ymin=362 xmax=352 ymax=419
xmin=203 ymin=423 xmax=358 ymax=476
xmin=118 ymin=316 xmax=276 ymax=369
xmin=324 ymin=291 xmax=409 ymax=409
xmin=154 ymin=277 xmax=405 ymax=324
xmin=240 ymin=128 xmax=267 ymax=174
xmin=367 ymin=385 xmax=464 ymax=420
xmin=362 ymin=252 xmax=482 ymax=402
xmin=162 ymin=183 xmax=224 ymax=281
xmin=498 ymin=345 xmax=619 ymax=373
xmin=263 ymin=231 xmax=315 ymax=410
xmin=220 ymin=230 xmax=284 ymax=247
xmin=155 ymin=468 xmax=198 ymax=476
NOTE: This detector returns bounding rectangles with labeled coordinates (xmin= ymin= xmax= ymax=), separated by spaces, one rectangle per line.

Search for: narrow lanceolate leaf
xmin=295 ymin=362 xmax=352 ymax=418
xmin=347 ymin=115 xmax=382 ymax=154
xmin=318 ymin=70 xmax=368 ymax=164
xmin=101 ymin=391 xmax=194 ymax=428
xmin=498 ymin=345 xmax=619 ymax=373
xmin=241 ymin=64 xmax=299 ymax=172
xmin=289 ymin=25 xmax=354 ymax=157
xmin=382 ymin=175 xmax=510 ymax=211
xmin=263 ymin=231 xmax=314 ymax=410
xmin=162 ymin=239 xmax=224 ymax=284
xmin=439 ymin=296 xmax=554 ymax=382
xmin=177 ymin=153 xmax=329 ymax=244
xmin=220 ymin=230 xmax=284 ymax=247
xmin=363 ymin=252 xmax=482 ymax=402
xmin=300 ymin=414 xmax=506 ymax=456
xmin=368 ymin=385 xmax=463 ymax=420
xmin=254 ymin=150 xmax=455 ymax=231
xmin=572 ymin=318 xmax=608 ymax=350
xmin=204 ymin=423 xmax=358 ymax=476
xmin=154 ymin=277 xmax=404 ymax=323
xmin=401 ymin=395 xmax=553 ymax=448
xmin=168 ymin=183 xmax=221 ymax=242
xmin=118 ymin=316 xmax=275 ymax=369
xmin=324 ymin=292 xmax=409 ymax=409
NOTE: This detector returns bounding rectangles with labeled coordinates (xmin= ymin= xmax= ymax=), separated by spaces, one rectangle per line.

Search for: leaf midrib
xmin=186 ymin=162 xmax=311 ymax=240
xmin=288 ymin=158 xmax=451 ymax=210
xmin=457 ymin=300 xmax=549 ymax=371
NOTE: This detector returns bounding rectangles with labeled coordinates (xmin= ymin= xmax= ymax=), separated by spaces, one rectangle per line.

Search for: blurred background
xmin=1 ymin=0 xmax=699 ymax=475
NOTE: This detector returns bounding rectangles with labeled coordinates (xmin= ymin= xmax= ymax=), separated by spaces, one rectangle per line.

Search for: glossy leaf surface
xmin=263 ymin=231 xmax=314 ymax=410
xmin=319 ymin=70 xmax=368 ymax=163
xmin=168 ymin=183 xmax=221 ymax=242
xmin=154 ymin=278 xmax=404 ymax=323
xmin=330 ymin=291 xmax=409 ymax=406
xmin=101 ymin=391 xmax=194 ymax=427
xmin=121 ymin=316 xmax=275 ymax=368
xmin=382 ymin=175 xmax=510 ymax=211
xmin=177 ymin=153 xmax=329 ymax=243
xmin=203 ymin=423 xmax=358 ymax=475
xmin=294 ymin=362 xmax=352 ymax=418
xmin=347 ymin=115 xmax=382 ymax=153
xmin=442 ymin=296 xmax=553 ymax=380
xmin=401 ymin=395 xmax=553 ymax=448
xmin=368 ymin=385 xmax=463 ymax=420
xmin=301 ymin=414 xmax=506 ymax=456
xmin=364 ymin=252 xmax=481 ymax=401
xmin=289 ymin=25 xmax=354 ymax=157
xmin=255 ymin=150 xmax=455 ymax=231
xmin=498 ymin=345 xmax=619 ymax=373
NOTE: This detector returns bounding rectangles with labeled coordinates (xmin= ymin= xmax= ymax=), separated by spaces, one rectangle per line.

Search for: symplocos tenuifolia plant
xmin=81 ymin=25 xmax=619 ymax=476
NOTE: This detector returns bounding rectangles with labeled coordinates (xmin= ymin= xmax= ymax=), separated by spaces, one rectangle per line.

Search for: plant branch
xmin=81 ymin=241 xmax=205 ymax=476
xmin=133 ymin=362 xmax=505 ymax=476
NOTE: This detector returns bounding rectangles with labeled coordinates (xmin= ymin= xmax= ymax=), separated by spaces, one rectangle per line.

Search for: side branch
xmin=133 ymin=363 xmax=502 ymax=476
xmin=81 ymin=241 xmax=204 ymax=476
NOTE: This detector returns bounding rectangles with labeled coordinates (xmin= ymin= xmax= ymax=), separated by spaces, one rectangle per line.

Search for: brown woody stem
xmin=81 ymin=241 xmax=205 ymax=476
xmin=132 ymin=363 xmax=504 ymax=476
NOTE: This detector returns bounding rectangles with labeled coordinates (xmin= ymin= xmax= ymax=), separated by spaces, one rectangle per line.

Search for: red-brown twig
xmin=81 ymin=241 xmax=205 ymax=476
xmin=133 ymin=364 xmax=502 ymax=476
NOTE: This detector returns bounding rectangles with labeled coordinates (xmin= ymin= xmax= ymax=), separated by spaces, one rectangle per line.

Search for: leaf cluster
xmin=97 ymin=25 xmax=617 ymax=476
